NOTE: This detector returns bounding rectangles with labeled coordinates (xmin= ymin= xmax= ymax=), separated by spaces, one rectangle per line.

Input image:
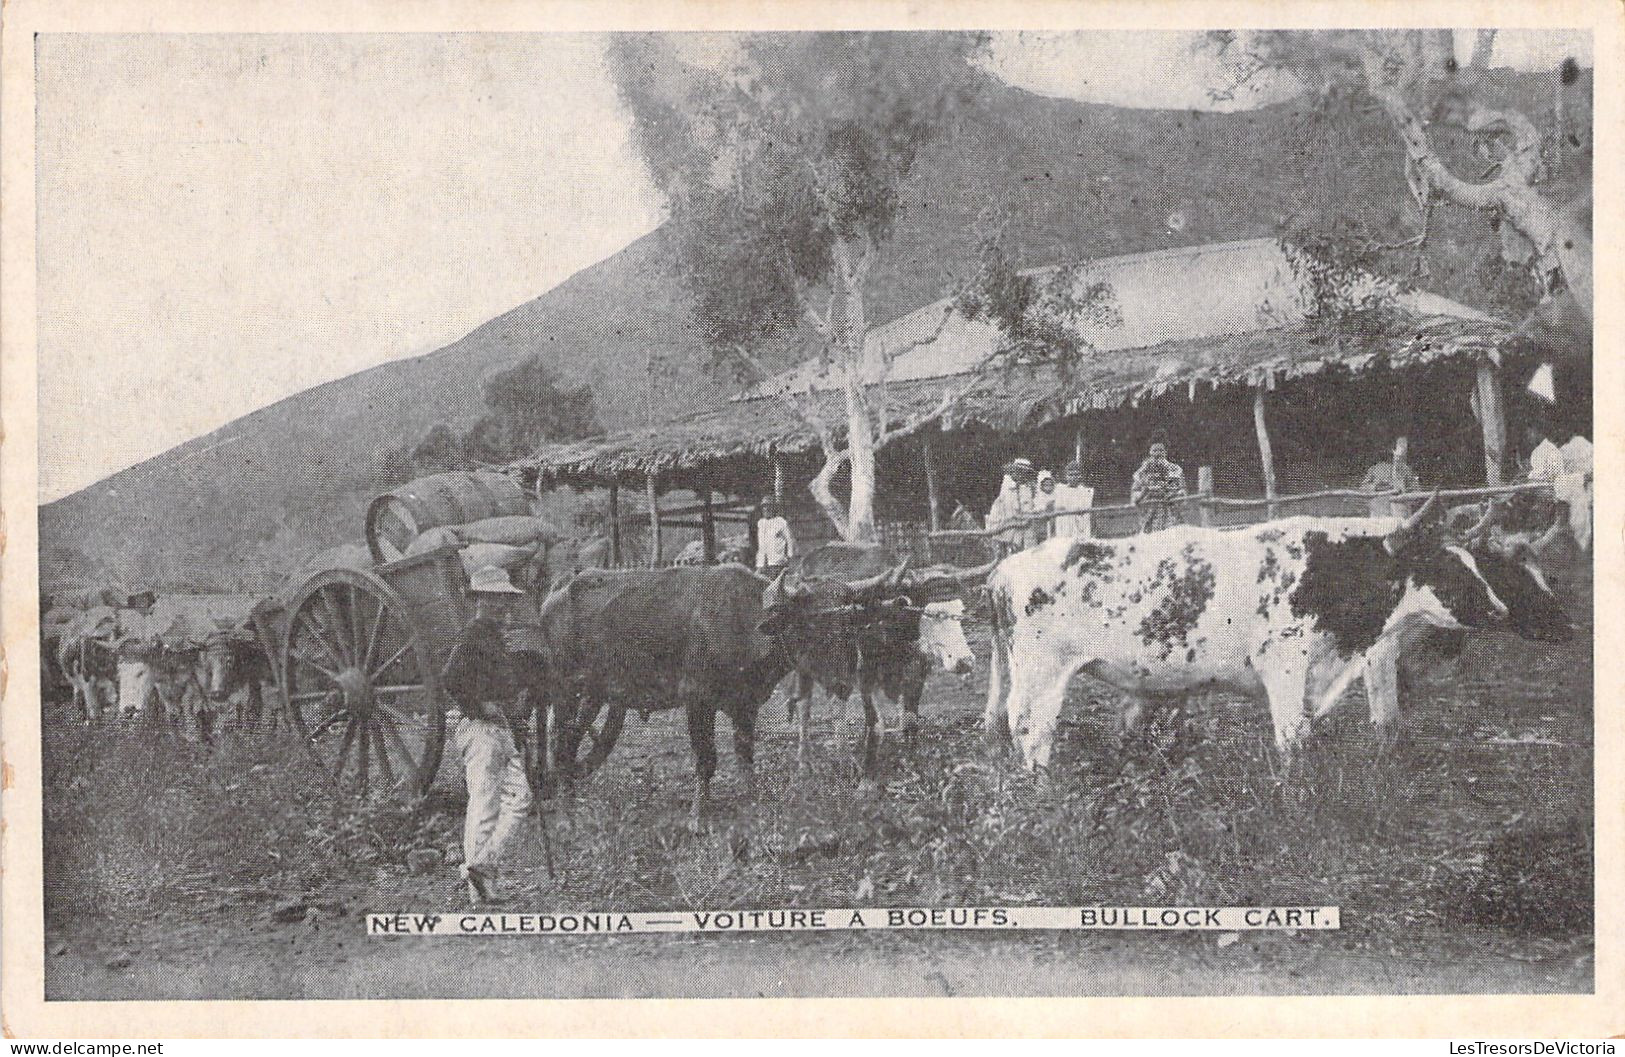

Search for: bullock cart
xmin=251 ymin=542 xmax=626 ymax=800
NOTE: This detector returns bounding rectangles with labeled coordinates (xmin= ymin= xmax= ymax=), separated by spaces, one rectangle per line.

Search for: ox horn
xmin=948 ymin=558 xmax=1000 ymax=585
xmin=1384 ymin=489 xmax=1442 ymax=556
xmin=1459 ymin=498 xmax=1505 ymax=545
xmin=845 ymin=565 xmax=899 ymax=594
xmin=762 ymin=569 xmax=790 ymax=608
xmin=1528 ymin=509 xmax=1569 ymax=558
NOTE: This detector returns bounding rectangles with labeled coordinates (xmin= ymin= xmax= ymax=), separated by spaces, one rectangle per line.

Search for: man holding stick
xmin=441 ymin=566 xmax=550 ymax=907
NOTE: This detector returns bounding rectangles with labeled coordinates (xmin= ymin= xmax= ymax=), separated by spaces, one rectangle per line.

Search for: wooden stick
xmin=646 ymin=472 xmax=662 ymax=569
xmin=1476 ymin=363 xmax=1508 ymax=486
xmin=701 ymin=487 xmax=717 ymax=564
xmin=1253 ymin=387 xmax=1278 ymax=520
xmin=922 ymin=434 xmax=942 ymax=533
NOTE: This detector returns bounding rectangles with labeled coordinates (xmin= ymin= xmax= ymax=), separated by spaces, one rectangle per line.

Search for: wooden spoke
xmin=307 ymin=706 xmax=349 ymax=740
xmin=333 ymin=719 xmax=358 ymax=785
xmin=376 ymin=710 xmax=424 ymax=774
xmin=357 ymin=722 xmax=371 ymax=798
xmin=289 ymin=688 xmax=340 ymax=704
xmin=372 ymin=683 xmax=429 ymax=696
xmin=344 ymin=583 xmax=366 ymax=665
xmin=293 ymin=612 xmax=347 ymax=674
xmin=290 ymin=652 xmax=342 ymax=690
xmin=361 ymin=595 xmax=388 ymax=674
xmin=370 ymin=719 xmax=399 ymax=790
xmin=372 ymin=640 xmax=415 ymax=682
xmin=315 ymin=589 xmax=354 ymax=667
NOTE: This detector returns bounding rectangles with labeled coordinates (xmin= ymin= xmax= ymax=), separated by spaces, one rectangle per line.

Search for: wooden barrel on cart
xmin=365 ymin=471 xmax=529 ymax=563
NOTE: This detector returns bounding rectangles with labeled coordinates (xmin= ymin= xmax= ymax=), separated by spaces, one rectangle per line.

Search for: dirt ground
xmin=40 ymin=558 xmax=1595 ymax=1001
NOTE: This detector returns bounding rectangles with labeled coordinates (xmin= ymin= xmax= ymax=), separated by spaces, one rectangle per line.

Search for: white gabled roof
xmin=742 ymin=238 xmax=1494 ymax=401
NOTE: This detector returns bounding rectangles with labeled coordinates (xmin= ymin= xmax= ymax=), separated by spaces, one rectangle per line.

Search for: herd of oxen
xmin=39 ymin=589 xmax=275 ymax=740
xmin=39 ymin=490 xmax=1581 ymax=817
xmin=522 ymin=490 xmax=1578 ymax=813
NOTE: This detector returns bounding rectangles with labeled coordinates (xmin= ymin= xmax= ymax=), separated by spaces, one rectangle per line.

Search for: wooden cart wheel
xmin=279 ymin=568 xmax=446 ymax=799
xmin=539 ymin=692 xmax=626 ymax=789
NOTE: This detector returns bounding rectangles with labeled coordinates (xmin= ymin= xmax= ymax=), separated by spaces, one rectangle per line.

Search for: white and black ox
xmin=758 ymin=544 xmax=977 ymax=785
xmin=983 ymin=494 xmax=1574 ymax=769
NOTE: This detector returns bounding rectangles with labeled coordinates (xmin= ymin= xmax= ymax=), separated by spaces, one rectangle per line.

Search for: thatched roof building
xmin=515 ymin=239 xmax=1518 ymax=496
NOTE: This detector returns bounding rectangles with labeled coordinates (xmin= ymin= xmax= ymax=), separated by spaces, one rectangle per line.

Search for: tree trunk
xmin=833 ymin=235 xmax=879 ymax=543
xmin=808 ymin=455 xmax=850 ymax=538
xmin=845 ymin=395 xmax=879 ymax=543
xmin=1358 ymin=45 xmax=1592 ymax=323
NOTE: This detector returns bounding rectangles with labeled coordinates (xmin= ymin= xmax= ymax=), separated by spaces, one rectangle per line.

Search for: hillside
xmin=40 ymin=65 xmax=1590 ymax=591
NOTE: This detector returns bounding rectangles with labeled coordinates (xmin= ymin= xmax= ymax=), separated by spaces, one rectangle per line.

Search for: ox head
xmin=1380 ymin=492 xmax=1510 ymax=633
xmin=760 ymin=562 xmax=978 ymax=677
xmin=198 ymin=630 xmax=237 ymax=701
xmin=1381 ymin=492 xmax=1575 ymax=643
xmin=758 ymin=563 xmax=912 ymax=637
xmin=917 ymin=598 xmax=974 ymax=675
xmin=1453 ymin=500 xmax=1575 ymax=644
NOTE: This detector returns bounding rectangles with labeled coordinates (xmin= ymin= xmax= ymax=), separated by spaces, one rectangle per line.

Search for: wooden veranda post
xmin=922 ymin=434 xmax=942 ymax=533
xmin=1196 ymin=465 xmax=1214 ymax=528
xmin=701 ymin=487 xmax=717 ymax=564
xmin=1475 ymin=362 xmax=1508 ymax=486
xmin=1253 ymin=387 xmax=1278 ymax=520
xmin=608 ymin=482 xmax=622 ymax=566
xmin=645 ymin=472 xmax=661 ymax=568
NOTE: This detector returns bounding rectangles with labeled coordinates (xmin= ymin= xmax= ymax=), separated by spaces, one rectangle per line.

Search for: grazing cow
xmin=530 ymin=565 xmax=793 ymax=816
xmin=758 ymin=543 xmax=976 ymax=782
xmin=982 ymin=496 xmax=1563 ymax=769
xmin=197 ymin=631 xmax=279 ymax=731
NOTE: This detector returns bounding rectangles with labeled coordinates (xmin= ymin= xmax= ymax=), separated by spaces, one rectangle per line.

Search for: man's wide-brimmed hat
xmin=1006 ymin=457 xmax=1035 ymax=476
xmin=469 ymin=566 xmax=525 ymax=594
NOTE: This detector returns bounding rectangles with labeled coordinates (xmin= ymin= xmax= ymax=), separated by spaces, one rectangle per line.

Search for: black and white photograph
xmin=3 ymin=6 xmax=1611 ymax=1028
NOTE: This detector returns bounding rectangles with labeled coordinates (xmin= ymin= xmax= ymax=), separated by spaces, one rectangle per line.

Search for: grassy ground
xmin=40 ymin=559 xmax=1593 ymax=998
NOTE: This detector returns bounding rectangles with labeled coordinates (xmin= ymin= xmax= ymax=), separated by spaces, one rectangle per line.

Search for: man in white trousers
xmin=441 ymin=566 xmax=540 ymax=906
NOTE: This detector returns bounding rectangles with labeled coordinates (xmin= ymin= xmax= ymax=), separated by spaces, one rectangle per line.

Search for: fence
xmin=918 ymin=480 xmax=1557 ymax=568
xmin=598 ymin=478 xmax=1556 ymax=571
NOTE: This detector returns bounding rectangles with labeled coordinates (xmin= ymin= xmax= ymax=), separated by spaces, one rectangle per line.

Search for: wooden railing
xmin=920 ymin=480 xmax=1557 ymax=566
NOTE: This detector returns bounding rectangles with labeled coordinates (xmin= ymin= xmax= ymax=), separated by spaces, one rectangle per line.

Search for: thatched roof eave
xmin=513 ymin=314 xmax=1517 ymax=488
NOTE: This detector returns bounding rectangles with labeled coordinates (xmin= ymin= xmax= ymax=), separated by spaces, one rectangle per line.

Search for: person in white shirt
xmin=1560 ymin=433 xmax=1593 ymax=477
xmin=1050 ymin=461 xmax=1096 ymax=538
xmin=1556 ymin=432 xmax=1593 ymax=552
xmin=987 ymin=458 xmax=1039 ymax=555
xmin=1523 ymin=425 xmax=1566 ymax=482
xmin=755 ymin=496 xmax=796 ymax=571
